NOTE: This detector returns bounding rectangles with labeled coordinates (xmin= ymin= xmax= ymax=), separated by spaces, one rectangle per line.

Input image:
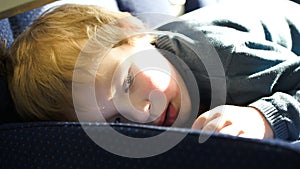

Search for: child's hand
xmin=191 ymin=105 xmax=274 ymax=139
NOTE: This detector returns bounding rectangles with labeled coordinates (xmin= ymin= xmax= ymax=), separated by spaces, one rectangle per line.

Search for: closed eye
xmin=123 ymin=67 xmax=134 ymax=93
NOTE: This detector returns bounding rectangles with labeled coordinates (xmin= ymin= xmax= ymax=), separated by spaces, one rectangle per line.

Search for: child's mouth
xmin=156 ymin=103 xmax=179 ymax=126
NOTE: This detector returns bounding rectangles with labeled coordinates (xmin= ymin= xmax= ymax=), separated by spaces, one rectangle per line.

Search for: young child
xmin=3 ymin=1 xmax=300 ymax=141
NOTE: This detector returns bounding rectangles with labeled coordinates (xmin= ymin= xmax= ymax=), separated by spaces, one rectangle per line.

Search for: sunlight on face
xmin=143 ymin=69 xmax=171 ymax=92
xmin=132 ymin=48 xmax=172 ymax=92
xmin=91 ymin=39 xmax=191 ymax=127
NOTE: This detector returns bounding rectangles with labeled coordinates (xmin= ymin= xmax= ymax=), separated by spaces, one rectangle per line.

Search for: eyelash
xmin=123 ymin=68 xmax=134 ymax=93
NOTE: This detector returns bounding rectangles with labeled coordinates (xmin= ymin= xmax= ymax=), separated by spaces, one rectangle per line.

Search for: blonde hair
xmin=7 ymin=4 xmax=145 ymax=121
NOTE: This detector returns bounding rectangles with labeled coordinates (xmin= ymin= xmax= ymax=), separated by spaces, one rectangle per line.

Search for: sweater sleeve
xmin=249 ymin=91 xmax=300 ymax=140
xmin=246 ymin=59 xmax=300 ymax=141
xmin=224 ymin=38 xmax=300 ymax=140
xmin=184 ymin=1 xmax=300 ymax=141
xmin=158 ymin=1 xmax=300 ymax=140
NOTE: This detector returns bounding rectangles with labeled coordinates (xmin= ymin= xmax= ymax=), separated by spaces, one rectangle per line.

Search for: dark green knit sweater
xmin=155 ymin=0 xmax=300 ymax=141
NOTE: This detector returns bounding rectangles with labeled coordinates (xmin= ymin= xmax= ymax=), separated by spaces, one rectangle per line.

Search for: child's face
xmin=93 ymin=42 xmax=192 ymax=127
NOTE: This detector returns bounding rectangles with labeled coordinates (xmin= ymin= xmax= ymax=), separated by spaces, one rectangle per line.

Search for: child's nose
xmin=129 ymin=92 xmax=167 ymax=124
xmin=142 ymin=69 xmax=171 ymax=92
xmin=114 ymin=94 xmax=152 ymax=124
xmin=125 ymin=70 xmax=170 ymax=123
xmin=123 ymin=83 xmax=168 ymax=124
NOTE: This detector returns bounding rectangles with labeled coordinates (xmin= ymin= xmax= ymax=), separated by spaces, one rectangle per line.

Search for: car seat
xmin=1 ymin=1 xmax=300 ymax=168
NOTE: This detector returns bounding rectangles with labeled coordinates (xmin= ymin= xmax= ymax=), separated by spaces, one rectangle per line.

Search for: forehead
xmin=95 ymin=44 xmax=133 ymax=97
xmin=98 ymin=44 xmax=134 ymax=77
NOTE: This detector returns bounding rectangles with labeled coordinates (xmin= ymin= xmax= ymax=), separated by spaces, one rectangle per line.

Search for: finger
xmin=203 ymin=111 xmax=222 ymax=126
xmin=191 ymin=115 xmax=207 ymax=130
xmin=219 ymin=125 xmax=243 ymax=137
xmin=192 ymin=110 xmax=222 ymax=130
xmin=202 ymin=105 xmax=228 ymax=127
xmin=201 ymin=116 xmax=231 ymax=133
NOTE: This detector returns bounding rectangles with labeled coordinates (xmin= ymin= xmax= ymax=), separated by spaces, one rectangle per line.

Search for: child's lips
xmin=164 ymin=103 xmax=178 ymax=126
xmin=155 ymin=103 xmax=178 ymax=126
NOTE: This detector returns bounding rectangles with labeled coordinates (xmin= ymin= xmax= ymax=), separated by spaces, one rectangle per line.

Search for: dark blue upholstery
xmin=116 ymin=0 xmax=174 ymax=14
xmin=0 ymin=8 xmax=43 ymax=123
xmin=0 ymin=19 xmax=13 ymax=47
xmin=116 ymin=0 xmax=184 ymax=28
xmin=184 ymin=0 xmax=221 ymax=13
xmin=8 ymin=8 xmax=43 ymax=39
xmin=1 ymin=122 xmax=300 ymax=169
